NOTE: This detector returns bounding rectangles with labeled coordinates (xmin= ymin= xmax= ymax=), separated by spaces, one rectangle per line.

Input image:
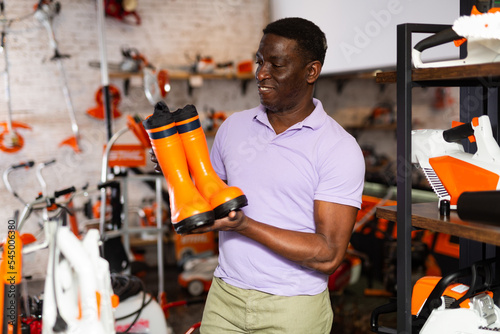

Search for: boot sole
xmin=213 ymin=195 xmax=248 ymax=220
xmin=174 ymin=211 xmax=215 ymax=234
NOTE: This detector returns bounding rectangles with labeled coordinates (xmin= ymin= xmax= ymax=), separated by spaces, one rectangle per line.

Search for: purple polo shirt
xmin=210 ymin=99 xmax=365 ymax=296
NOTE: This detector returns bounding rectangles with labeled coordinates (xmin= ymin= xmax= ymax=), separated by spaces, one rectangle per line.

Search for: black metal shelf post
xmin=396 ymin=23 xmax=453 ymax=334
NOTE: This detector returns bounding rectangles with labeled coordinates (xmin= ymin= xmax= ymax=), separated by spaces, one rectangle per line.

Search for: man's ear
xmin=306 ymin=60 xmax=322 ymax=84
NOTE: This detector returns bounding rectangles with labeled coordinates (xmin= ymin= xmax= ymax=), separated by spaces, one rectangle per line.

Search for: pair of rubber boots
xmin=143 ymin=102 xmax=247 ymax=234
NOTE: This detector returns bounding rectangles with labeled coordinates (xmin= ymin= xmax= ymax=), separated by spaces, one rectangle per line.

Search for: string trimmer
xmin=34 ymin=0 xmax=81 ymax=152
xmin=0 ymin=1 xmax=32 ymax=153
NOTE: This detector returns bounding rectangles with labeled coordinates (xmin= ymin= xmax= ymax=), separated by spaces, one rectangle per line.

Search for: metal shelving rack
xmin=376 ymin=23 xmax=500 ymax=333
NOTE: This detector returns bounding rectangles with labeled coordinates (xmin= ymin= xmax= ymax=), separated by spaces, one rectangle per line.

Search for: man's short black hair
xmin=263 ymin=17 xmax=327 ymax=66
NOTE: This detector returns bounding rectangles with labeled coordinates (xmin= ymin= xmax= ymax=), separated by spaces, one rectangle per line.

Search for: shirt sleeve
xmin=209 ymin=122 xmax=228 ymax=181
xmin=314 ymin=136 xmax=365 ymax=209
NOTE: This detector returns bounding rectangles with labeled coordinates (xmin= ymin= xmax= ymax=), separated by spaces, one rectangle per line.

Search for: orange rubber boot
xmin=143 ymin=101 xmax=214 ymax=234
xmin=174 ymin=104 xmax=247 ymax=219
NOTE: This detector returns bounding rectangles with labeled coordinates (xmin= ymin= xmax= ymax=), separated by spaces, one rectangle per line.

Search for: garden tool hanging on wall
xmin=413 ymin=0 xmax=500 ymax=68
xmin=34 ymin=0 xmax=82 ymax=153
xmin=0 ymin=3 xmax=32 ymax=153
xmin=120 ymin=46 xmax=171 ymax=105
xmin=87 ymin=84 xmax=122 ymax=119
xmin=88 ymin=46 xmax=170 ymax=103
xmin=105 ymin=0 xmax=141 ymax=25
xmin=143 ymin=66 xmax=170 ymax=105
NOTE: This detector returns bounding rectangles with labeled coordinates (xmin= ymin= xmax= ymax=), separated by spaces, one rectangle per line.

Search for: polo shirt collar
xmin=253 ymin=98 xmax=327 ymax=131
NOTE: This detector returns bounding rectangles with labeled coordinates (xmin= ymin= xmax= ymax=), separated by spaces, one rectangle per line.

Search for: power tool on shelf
xmin=413 ymin=258 xmax=500 ymax=333
xmin=411 ymin=115 xmax=500 ymax=210
xmin=412 ymin=0 xmax=500 ymax=68
xmin=371 ymin=258 xmax=500 ymax=333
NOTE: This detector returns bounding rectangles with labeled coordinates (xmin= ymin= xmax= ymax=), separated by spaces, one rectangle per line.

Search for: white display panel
xmin=270 ymin=0 xmax=460 ymax=74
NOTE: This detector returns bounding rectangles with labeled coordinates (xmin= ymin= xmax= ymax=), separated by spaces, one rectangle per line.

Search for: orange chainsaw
xmin=412 ymin=258 xmax=500 ymax=333
xmin=412 ymin=1 xmax=500 ymax=68
xmin=371 ymin=258 xmax=500 ymax=333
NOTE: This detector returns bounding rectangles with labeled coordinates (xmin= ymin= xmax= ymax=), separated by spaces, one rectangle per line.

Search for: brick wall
xmin=1 ymin=0 xmax=268 ymax=278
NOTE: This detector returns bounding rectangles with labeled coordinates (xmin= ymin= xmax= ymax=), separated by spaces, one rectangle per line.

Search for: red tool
xmin=104 ymin=0 xmax=141 ymax=25
xmin=86 ymin=85 xmax=122 ymax=119
xmin=0 ymin=122 xmax=31 ymax=153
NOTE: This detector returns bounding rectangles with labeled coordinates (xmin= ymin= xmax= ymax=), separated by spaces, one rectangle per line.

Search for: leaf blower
xmin=411 ymin=115 xmax=500 ymax=209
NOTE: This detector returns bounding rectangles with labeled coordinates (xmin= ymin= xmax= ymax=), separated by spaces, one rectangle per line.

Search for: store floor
xmin=142 ymin=263 xmax=397 ymax=334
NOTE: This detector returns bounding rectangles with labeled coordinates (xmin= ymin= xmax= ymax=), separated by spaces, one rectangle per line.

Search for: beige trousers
xmin=200 ymin=277 xmax=333 ymax=334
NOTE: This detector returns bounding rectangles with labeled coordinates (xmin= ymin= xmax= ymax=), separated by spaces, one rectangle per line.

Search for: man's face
xmin=255 ymin=34 xmax=310 ymax=113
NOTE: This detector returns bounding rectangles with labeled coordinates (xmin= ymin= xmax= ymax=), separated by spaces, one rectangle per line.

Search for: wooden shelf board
xmin=109 ymin=70 xmax=254 ymax=81
xmin=375 ymin=62 xmax=500 ymax=84
xmin=324 ymin=70 xmax=381 ymax=81
xmin=375 ymin=71 xmax=397 ymax=84
xmin=345 ymin=123 xmax=397 ymax=131
xmin=376 ymin=202 xmax=500 ymax=246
